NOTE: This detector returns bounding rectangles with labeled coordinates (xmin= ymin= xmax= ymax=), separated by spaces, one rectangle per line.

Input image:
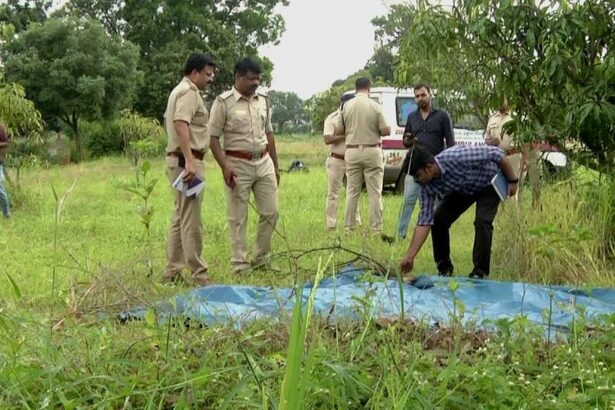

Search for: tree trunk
xmin=70 ymin=113 xmax=81 ymax=162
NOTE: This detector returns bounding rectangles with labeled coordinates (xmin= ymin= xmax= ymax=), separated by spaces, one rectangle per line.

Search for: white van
xmin=343 ymin=87 xmax=568 ymax=191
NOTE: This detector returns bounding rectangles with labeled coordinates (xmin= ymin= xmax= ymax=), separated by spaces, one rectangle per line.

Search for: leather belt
xmin=330 ymin=153 xmax=345 ymax=160
xmin=167 ymin=149 xmax=205 ymax=161
xmin=346 ymin=143 xmax=382 ymax=149
xmin=225 ymin=147 xmax=268 ymax=161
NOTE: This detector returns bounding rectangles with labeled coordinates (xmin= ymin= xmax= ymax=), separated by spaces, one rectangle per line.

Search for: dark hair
xmin=234 ymin=57 xmax=262 ymax=76
xmin=183 ymin=53 xmax=216 ymax=76
xmin=413 ymin=83 xmax=431 ymax=94
xmin=408 ymin=145 xmax=435 ymax=176
xmin=355 ymin=77 xmax=371 ymax=91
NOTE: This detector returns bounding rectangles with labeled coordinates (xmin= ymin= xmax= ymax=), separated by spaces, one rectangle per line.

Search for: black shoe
xmin=469 ymin=270 xmax=486 ymax=279
xmin=437 ymin=263 xmax=453 ymax=277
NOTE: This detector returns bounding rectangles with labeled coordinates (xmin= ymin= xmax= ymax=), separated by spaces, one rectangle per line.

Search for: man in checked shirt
xmin=399 ymin=144 xmax=519 ymax=279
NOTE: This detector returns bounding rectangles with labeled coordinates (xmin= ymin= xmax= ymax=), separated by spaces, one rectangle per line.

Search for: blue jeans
xmin=397 ymin=174 xmax=420 ymax=238
xmin=0 ymin=164 xmax=11 ymax=218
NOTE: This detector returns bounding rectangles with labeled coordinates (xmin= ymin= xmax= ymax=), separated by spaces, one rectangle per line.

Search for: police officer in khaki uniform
xmin=485 ymin=101 xmax=526 ymax=199
xmin=162 ymin=53 xmax=216 ymax=286
xmin=323 ymin=94 xmax=360 ymax=231
xmin=209 ymin=57 xmax=280 ymax=274
xmin=485 ymin=101 xmax=522 ymax=174
xmin=335 ymin=77 xmax=390 ymax=232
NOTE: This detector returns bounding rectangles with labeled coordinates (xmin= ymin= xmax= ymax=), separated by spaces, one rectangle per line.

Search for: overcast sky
xmin=259 ymin=0 xmax=392 ymax=99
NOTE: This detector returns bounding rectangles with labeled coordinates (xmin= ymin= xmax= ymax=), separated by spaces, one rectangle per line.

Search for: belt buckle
xmin=251 ymin=150 xmax=262 ymax=160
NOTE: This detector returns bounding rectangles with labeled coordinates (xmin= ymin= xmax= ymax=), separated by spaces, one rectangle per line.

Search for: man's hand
xmin=399 ymin=254 xmax=415 ymax=273
xmin=275 ymin=169 xmax=280 ymax=186
xmin=508 ymin=181 xmax=518 ymax=197
xmin=223 ymin=164 xmax=237 ymax=190
xmin=403 ymin=132 xmax=415 ymax=148
xmin=182 ymin=159 xmax=197 ymax=182
xmin=485 ymin=137 xmax=501 ymax=146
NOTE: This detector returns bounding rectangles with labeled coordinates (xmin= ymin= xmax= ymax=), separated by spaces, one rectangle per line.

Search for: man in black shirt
xmin=397 ymin=83 xmax=455 ymax=238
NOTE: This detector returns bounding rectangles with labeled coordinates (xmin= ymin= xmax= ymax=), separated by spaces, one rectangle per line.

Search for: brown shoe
xmin=191 ymin=273 xmax=211 ymax=287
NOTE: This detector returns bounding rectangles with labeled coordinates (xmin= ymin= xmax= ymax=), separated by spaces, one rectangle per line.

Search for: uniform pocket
xmin=230 ymin=111 xmax=250 ymax=132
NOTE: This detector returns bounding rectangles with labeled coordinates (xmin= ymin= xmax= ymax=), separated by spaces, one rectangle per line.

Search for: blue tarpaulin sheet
xmin=120 ymin=266 xmax=615 ymax=335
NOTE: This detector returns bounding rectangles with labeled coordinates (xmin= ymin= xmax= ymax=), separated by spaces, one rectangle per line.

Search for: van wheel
xmin=394 ymin=172 xmax=406 ymax=195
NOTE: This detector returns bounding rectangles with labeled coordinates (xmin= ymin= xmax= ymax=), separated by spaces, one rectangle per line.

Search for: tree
xmin=269 ymin=91 xmax=308 ymax=134
xmin=0 ymin=75 xmax=44 ymax=182
xmin=0 ymin=0 xmax=50 ymax=34
xmin=62 ymin=0 xmax=289 ymax=120
xmin=394 ymin=0 xmax=615 ymax=170
xmin=3 ymin=17 xmax=142 ymax=159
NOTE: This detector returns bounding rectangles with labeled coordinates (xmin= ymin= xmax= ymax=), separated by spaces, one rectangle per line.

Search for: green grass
xmin=0 ymin=135 xmax=614 ymax=408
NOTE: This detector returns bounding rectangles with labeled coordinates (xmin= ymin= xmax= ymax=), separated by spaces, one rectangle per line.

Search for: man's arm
xmin=209 ymin=136 xmax=237 ymax=189
xmin=333 ymin=110 xmax=345 ymax=136
xmin=378 ymin=109 xmax=391 ymax=136
xmin=0 ymin=141 xmax=8 ymax=148
xmin=266 ymin=132 xmax=280 ymax=185
xmin=324 ymin=133 xmax=345 ymax=145
xmin=443 ymin=112 xmax=455 ymax=147
xmin=499 ymin=155 xmax=519 ymax=197
xmin=400 ymin=189 xmax=435 ymax=274
xmin=174 ymin=121 xmax=196 ymax=182
xmin=324 ymin=115 xmax=345 ymax=145
xmin=399 ymin=226 xmax=431 ymax=273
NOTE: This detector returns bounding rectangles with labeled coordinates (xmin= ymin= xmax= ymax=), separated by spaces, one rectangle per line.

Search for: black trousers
xmin=431 ymin=185 xmax=501 ymax=277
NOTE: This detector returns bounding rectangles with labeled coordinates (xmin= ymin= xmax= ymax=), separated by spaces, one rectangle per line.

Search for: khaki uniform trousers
xmin=344 ymin=147 xmax=384 ymax=232
xmin=226 ymin=154 xmax=279 ymax=272
xmin=165 ymin=157 xmax=208 ymax=277
xmin=506 ymin=152 xmax=523 ymax=201
xmin=326 ymin=156 xmax=360 ymax=229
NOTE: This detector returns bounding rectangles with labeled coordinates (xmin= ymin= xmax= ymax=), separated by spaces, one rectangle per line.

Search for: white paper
xmin=172 ymin=171 xmax=205 ymax=198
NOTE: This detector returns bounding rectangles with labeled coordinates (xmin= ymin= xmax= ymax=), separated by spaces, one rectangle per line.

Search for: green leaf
xmin=4 ymin=272 xmax=21 ymax=299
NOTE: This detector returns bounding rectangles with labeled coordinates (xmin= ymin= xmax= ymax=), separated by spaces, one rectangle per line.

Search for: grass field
xmin=0 ymin=136 xmax=614 ymax=408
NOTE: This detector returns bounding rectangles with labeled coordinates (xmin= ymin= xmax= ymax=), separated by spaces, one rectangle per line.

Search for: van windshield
xmin=396 ymin=97 xmax=417 ymax=127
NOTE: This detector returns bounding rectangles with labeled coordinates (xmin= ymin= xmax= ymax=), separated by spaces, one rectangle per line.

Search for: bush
xmin=81 ymin=120 xmax=123 ymax=158
xmin=116 ymin=110 xmax=166 ymax=161
xmin=80 ymin=111 xmax=165 ymax=159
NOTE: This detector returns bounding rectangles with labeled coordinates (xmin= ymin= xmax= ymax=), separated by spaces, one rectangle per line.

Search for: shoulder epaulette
xmin=218 ymin=90 xmax=234 ymax=100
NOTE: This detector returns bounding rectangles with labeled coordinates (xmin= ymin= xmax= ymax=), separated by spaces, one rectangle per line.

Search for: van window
xmin=396 ymin=97 xmax=417 ymax=127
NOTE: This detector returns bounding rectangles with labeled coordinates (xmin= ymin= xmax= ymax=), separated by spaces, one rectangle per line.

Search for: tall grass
xmin=492 ymin=171 xmax=615 ymax=285
xmin=0 ymin=138 xmax=614 ymax=407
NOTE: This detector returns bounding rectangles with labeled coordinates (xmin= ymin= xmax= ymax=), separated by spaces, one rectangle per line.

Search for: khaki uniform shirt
xmin=324 ymin=110 xmax=345 ymax=156
xmin=485 ymin=112 xmax=513 ymax=151
xmin=208 ymin=88 xmax=273 ymax=152
xmin=334 ymin=93 xmax=388 ymax=145
xmin=164 ymin=77 xmax=210 ymax=154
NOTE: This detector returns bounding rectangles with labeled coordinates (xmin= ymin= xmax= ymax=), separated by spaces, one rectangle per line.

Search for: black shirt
xmin=404 ymin=108 xmax=455 ymax=155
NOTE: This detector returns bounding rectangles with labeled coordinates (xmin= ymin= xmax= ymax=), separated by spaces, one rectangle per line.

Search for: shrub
xmin=81 ymin=120 xmax=123 ymax=158
xmin=80 ymin=111 xmax=165 ymax=159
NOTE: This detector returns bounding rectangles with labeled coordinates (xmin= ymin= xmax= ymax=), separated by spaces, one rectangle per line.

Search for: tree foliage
xmin=3 ymin=17 xmax=142 ymax=159
xmin=394 ymin=0 xmax=615 ymax=169
xmin=62 ymin=0 xmax=289 ymax=120
xmin=269 ymin=90 xmax=308 ymax=134
xmin=0 ymin=0 xmax=50 ymax=34
xmin=0 ymin=75 xmax=45 ymax=179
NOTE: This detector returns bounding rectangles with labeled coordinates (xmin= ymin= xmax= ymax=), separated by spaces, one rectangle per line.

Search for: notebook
xmin=172 ymin=171 xmax=205 ymax=198
xmin=491 ymin=170 xmax=509 ymax=201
